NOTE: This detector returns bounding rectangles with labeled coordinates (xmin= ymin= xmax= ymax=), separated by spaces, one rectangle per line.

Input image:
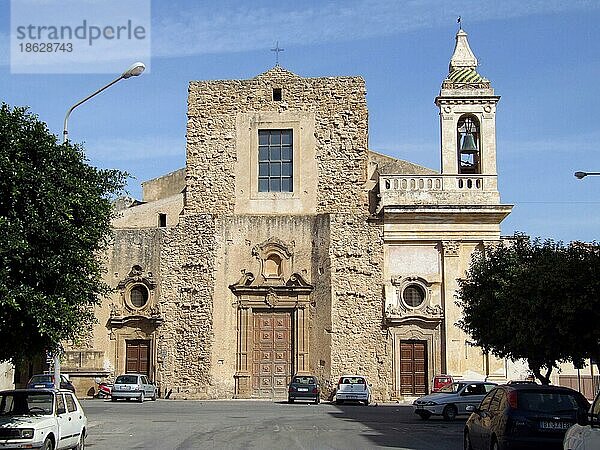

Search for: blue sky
xmin=1 ymin=0 xmax=599 ymax=242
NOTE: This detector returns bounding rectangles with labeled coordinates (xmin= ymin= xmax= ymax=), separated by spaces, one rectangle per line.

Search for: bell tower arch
xmin=435 ymin=29 xmax=500 ymax=183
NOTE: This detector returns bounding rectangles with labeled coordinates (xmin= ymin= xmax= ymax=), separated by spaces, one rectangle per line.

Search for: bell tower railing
xmin=378 ymin=174 xmax=500 ymax=207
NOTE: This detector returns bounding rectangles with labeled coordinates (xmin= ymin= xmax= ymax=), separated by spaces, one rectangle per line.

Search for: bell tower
xmin=435 ymin=29 xmax=500 ymax=179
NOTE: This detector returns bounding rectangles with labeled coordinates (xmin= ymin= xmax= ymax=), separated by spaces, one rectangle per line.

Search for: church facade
xmin=63 ymin=29 xmax=512 ymax=400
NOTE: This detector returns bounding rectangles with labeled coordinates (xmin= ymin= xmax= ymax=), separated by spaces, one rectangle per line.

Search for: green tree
xmin=0 ymin=104 xmax=126 ymax=363
xmin=456 ymin=235 xmax=600 ymax=384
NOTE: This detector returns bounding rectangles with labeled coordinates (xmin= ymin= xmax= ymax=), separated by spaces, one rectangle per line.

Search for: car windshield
xmin=518 ymin=392 xmax=586 ymax=413
xmin=29 ymin=375 xmax=52 ymax=384
xmin=0 ymin=392 xmax=53 ymax=416
xmin=293 ymin=376 xmax=316 ymax=384
xmin=438 ymin=382 xmax=467 ymax=393
xmin=115 ymin=375 xmax=139 ymax=384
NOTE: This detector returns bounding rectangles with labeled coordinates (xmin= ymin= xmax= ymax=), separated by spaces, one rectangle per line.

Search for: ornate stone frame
xmin=229 ymin=271 xmax=313 ymax=398
xmin=386 ymin=275 xmax=443 ymax=325
xmin=109 ymin=265 xmax=163 ymax=327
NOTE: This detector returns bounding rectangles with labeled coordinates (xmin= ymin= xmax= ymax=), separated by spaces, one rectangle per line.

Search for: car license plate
xmin=347 ymin=395 xmax=357 ymax=399
xmin=298 ymin=388 xmax=308 ymax=392
xmin=34 ymin=384 xmax=45 ymax=388
xmin=540 ymin=421 xmax=570 ymax=430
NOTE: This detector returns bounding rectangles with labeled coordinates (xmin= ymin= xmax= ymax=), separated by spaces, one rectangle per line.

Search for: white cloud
xmin=151 ymin=0 xmax=600 ymax=57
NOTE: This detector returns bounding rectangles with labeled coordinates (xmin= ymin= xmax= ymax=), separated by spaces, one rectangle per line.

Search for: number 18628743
xmin=19 ymin=42 xmax=73 ymax=52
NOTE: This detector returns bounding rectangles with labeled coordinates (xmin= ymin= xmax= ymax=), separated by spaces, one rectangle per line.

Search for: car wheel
xmin=335 ymin=399 xmax=344 ymax=405
xmin=463 ymin=431 xmax=473 ymax=450
xmin=417 ymin=411 xmax=431 ymax=420
xmin=288 ymin=398 xmax=294 ymax=404
xmin=41 ymin=437 xmax=54 ymax=450
xmin=74 ymin=431 xmax=85 ymax=450
xmin=443 ymin=404 xmax=458 ymax=421
xmin=111 ymin=396 xmax=117 ymax=402
xmin=139 ymin=392 xmax=145 ymax=403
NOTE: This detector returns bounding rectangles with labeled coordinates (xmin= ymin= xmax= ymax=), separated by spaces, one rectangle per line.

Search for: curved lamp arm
xmin=62 ymin=62 xmax=145 ymax=143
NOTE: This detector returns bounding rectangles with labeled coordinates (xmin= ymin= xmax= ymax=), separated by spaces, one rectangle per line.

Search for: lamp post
xmin=574 ymin=171 xmax=600 ymax=179
xmin=55 ymin=62 xmax=145 ymax=389
xmin=62 ymin=62 xmax=145 ymax=143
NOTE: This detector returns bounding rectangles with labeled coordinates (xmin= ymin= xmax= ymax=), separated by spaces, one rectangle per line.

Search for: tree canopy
xmin=457 ymin=235 xmax=600 ymax=384
xmin=0 ymin=104 xmax=126 ymax=362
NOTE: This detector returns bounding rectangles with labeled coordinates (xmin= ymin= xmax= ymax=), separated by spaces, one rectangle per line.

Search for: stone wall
xmin=157 ymin=215 xmax=216 ymax=398
xmin=142 ymin=168 xmax=186 ymax=202
xmin=186 ymin=66 xmax=369 ymax=216
xmin=329 ymin=213 xmax=390 ymax=400
xmin=310 ymin=214 xmax=334 ymax=395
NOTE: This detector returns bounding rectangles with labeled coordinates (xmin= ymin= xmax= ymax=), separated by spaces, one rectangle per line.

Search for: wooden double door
xmin=400 ymin=340 xmax=428 ymax=395
xmin=252 ymin=312 xmax=293 ymax=398
xmin=126 ymin=340 xmax=150 ymax=376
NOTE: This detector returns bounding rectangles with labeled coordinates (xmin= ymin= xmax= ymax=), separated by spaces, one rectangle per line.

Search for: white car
xmin=111 ymin=373 xmax=157 ymax=402
xmin=0 ymin=389 xmax=86 ymax=450
xmin=413 ymin=380 xmax=496 ymax=420
xmin=564 ymin=389 xmax=600 ymax=450
xmin=334 ymin=375 xmax=371 ymax=405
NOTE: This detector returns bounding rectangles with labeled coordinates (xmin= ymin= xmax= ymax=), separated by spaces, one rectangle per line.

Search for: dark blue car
xmin=26 ymin=374 xmax=76 ymax=393
xmin=464 ymin=383 xmax=589 ymax=450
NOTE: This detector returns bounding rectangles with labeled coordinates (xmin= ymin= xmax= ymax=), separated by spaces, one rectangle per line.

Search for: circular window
xmin=129 ymin=285 xmax=149 ymax=308
xmin=402 ymin=284 xmax=426 ymax=308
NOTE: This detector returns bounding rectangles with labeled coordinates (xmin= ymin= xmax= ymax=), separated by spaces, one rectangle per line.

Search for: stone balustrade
xmin=379 ymin=174 xmax=500 ymax=206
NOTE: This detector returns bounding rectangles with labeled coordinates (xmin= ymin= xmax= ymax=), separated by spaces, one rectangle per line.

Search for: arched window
xmin=457 ymin=115 xmax=481 ymax=174
xmin=264 ymin=254 xmax=282 ymax=278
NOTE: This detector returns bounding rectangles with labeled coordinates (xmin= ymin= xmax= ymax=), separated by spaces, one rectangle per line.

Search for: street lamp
xmin=62 ymin=61 xmax=146 ymax=143
xmin=574 ymin=171 xmax=600 ymax=179
xmin=55 ymin=62 xmax=145 ymax=389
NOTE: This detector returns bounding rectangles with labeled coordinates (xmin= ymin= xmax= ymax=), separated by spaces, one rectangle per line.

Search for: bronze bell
xmin=460 ymin=133 xmax=477 ymax=152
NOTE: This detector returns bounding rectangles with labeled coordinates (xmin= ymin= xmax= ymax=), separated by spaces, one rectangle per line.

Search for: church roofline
xmin=189 ymin=66 xmax=364 ymax=85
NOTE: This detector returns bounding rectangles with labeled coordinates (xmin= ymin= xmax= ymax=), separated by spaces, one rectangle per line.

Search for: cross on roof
xmin=271 ymin=41 xmax=284 ymax=66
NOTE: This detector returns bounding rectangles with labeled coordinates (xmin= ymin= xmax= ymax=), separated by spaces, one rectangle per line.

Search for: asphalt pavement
xmin=82 ymin=399 xmax=465 ymax=449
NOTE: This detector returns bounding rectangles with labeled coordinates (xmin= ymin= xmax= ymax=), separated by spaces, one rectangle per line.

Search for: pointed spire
xmin=449 ymin=29 xmax=478 ymax=72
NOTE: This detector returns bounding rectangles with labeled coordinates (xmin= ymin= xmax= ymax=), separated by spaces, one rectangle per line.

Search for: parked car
xmin=27 ymin=374 xmax=76 ymax=393
xmin=0 ymin=388 xmax=87 ymax=450
xmin=413 ymin=380 xmax=497 ymax=420
xmin=111 ymin=373 xmax=157 ymax=402
xmin=432 ymin=374 xmax=454 ymax=392
xmin=335 ymin=375 xmax=371 ymax=405
xmin=564 ymin=388 xmax=600 ymax=450
xmin=288 ymin=374 xmax=320 ymax=404
xmin=464 ymin=383 xmax=589 ymax=450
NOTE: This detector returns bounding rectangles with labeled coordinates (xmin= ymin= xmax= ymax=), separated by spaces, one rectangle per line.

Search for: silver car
xmin=111 ymin=374 xmax=157 ymax=402
xmin=413 ymin=381 xmax=496 ymax=420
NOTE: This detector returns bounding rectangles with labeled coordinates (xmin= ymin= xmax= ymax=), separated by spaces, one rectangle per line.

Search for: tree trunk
xmin=529 ymin=361 xmax=552 ymax=385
